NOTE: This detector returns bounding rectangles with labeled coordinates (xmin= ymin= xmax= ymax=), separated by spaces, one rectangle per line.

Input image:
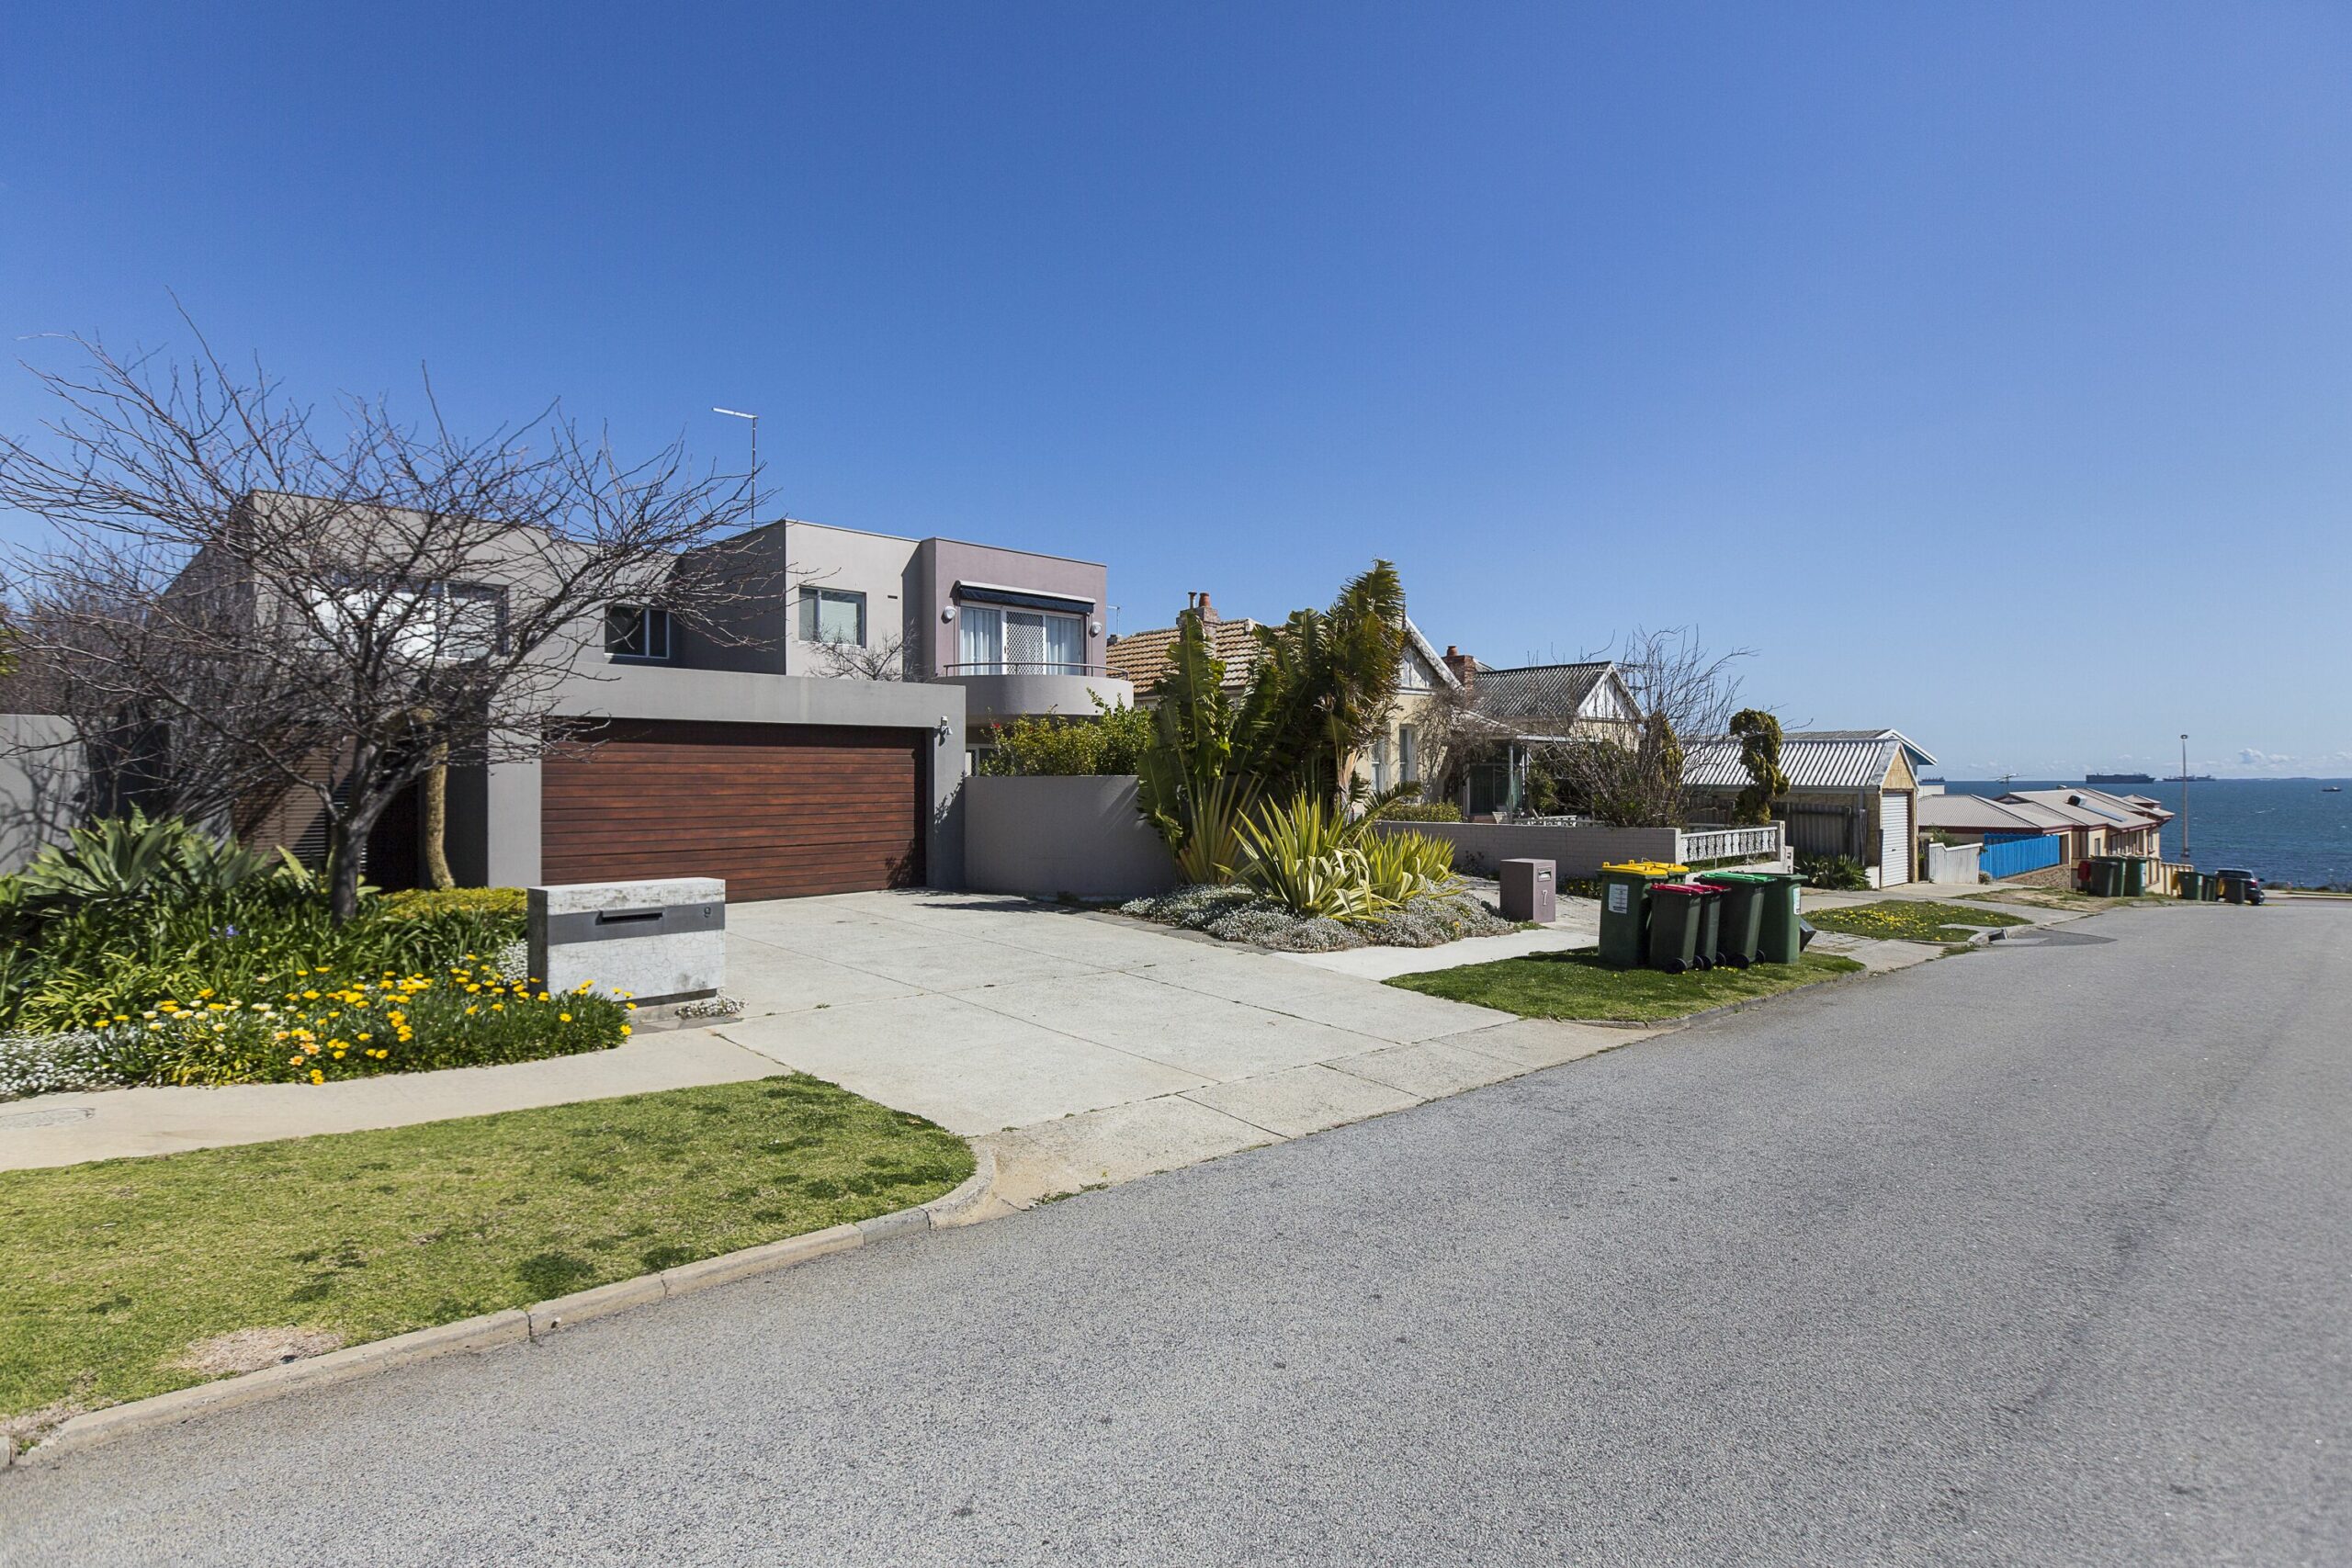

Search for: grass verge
xmin=0 ymin=1074 xmax=971 ymax=1442
xmin=1962 ymin=887 xmax=2176 ymax=912
xmin=1385 ymin=949 xmax=1864 ymax=1023
xmin=1805 ymin=900 xmax=2032 ymax=944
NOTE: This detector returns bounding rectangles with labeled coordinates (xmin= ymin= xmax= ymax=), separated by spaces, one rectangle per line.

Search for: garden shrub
xmin=1797 ymin=852 xmax=1871 ymax=891
xmin=974 ymin=701 xmax=1154 ymax=777
xmin=1374 ymin=801 xmax=1463 ymax=822
xmin=377 ymin=886 xmax=527 ymax=923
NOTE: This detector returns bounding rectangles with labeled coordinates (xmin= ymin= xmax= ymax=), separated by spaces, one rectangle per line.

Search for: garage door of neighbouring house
xmin=540 ymin=719 xmax=926 ymax=900
xmin=1880 ymin=790 xmax=1913 ymax=885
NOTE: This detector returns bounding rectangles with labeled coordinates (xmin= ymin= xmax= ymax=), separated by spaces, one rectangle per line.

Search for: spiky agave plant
xmin=1359 ymin=828 xmax=1459 ymax=905
xmin=1238 ymin=795 xmax=1383 ymax=921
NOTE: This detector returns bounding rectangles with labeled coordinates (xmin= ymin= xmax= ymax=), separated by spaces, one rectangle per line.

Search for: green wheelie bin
xmin=1645 ymin=883 xmax=1709 ymax=974
xmin=1598 ymin=861 xmax=1684 ymax=969
xmin=2089 ymin=856 xmax=2120 ymax=897
xmin=1695 ymin=872 xmax=1768 ymax=968
xmin=2176 ymin=869 xmax=2202 ymax=900
xmin=1753 ymin=872 xmax=1807 ymax=964
xmin=2120 ymin=857 xmax=2147 ymax=897
xmin=1688 ymin=884 xmax=1723 ymax=970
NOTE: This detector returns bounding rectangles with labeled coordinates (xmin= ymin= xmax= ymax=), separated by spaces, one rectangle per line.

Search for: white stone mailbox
xmin=527 ymin=878 xmax=726 ymax=1005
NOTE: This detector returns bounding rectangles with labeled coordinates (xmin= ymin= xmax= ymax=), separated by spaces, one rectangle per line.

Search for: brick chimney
xmin=1195 ymin=591 xmax=1217 ymax=625
xmin=1443 ymin=645 xmax=1476 ymax=689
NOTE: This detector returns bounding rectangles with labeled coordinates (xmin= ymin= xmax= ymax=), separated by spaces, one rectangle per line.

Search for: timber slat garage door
xmin=541 ymin=719 xmax=925 ymax=899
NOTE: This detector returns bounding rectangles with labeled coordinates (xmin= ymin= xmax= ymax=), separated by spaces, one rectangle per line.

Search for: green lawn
xmin=0 ymin=1075 xmax=971 ymax=1441
xmin=1806 ymin=900 xmax=2033 ymax=944
xmin=1386 ymin=949 xmax=1864 ymax=1023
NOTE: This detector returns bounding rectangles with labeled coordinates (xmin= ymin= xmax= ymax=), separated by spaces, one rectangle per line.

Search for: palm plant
xmin=1233 ymin=562 xmax=1408 ymax=807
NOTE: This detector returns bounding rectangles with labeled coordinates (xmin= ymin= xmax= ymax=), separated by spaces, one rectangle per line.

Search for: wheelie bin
xmin=1598 ymin=861 xmax=1684 ymax=969
xmin=1689 ymin=884 xmax=1723 ymax=970
xmin=1645 ymin=883 xmax=1709 ymax=974
xmin=1694 ymin=872 xmax=1768 ymax=968
xmin=2120 ymin=857 xmax=2147 ymax=897
xmin=2092 ymin=857 xmax=2124 ymax=897
xmin=2217 ymin=868 xmax=2249 ymax=904
xmin=2176 ymin=869 xmax=2203 ymax=900
xmin=1753 ymin=872 xmax=1808 ymax=965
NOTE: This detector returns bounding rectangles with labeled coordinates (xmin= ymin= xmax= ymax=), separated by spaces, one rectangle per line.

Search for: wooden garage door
xmin=541 ymin=719 xmax=925 ymax=899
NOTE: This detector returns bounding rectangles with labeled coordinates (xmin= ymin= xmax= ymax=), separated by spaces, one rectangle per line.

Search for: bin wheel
xmin=1724 ymin=955 xmax=1751 ymax=970
xmin=1658 ymin=960 xmax=1687 ymax=975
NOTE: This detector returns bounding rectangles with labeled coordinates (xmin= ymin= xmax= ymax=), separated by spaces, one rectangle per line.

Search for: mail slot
xmin=528 ymin=877 xmax=726 ymax=1005
xmin=1498 ymin=857 xmax=1556 ymax=924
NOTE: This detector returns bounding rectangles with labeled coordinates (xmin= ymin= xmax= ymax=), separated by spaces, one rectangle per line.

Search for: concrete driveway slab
xmin=1183 ymin=1064 xmax=1421 ymax=1139
xmin=982 ymin=1095 xmax=1273 ymax=1203
xmin=961 ymin=970 xmax=1380 ymax=1079
xmin=722 ymin=934 xmax=924 ymax=1017
xmin=715 ymin=991 xmax=1207 ymax=1134
xmin=1148 ymin=949 xmax=1516 ymax=1043
xmin=1332 ymin=1038 xmax=1524 ymax=1099
xmin=1443 ymin=1016 xmax=1645 ymax=1070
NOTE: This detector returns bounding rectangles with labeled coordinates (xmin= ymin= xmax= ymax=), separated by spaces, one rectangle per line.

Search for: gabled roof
xmin=1103 ymin=617 xmax=1266 ymax=693
xmin=1917 ymin=794 xmax=2057 ymax=832
xmin=1467 ymin=661 xmax=1627 ymax=724
xmin=1682 ymin=728 xmax=1939 ymax=792
xmin=1105 ymin=613 xmax=1455 ymax=697
xmin=2004 ymin=788 xmax=2169 ymax=831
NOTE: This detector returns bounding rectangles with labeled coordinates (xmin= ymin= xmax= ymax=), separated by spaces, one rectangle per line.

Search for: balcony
xmin=933 ymin=662 xmax=1135 ymax=727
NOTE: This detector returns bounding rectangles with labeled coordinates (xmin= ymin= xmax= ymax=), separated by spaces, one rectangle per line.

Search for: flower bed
xmin=3 ymin=962 xmax=633 ymax=1100
xmin=1120 ymin=883 xmax=1516 ymax=953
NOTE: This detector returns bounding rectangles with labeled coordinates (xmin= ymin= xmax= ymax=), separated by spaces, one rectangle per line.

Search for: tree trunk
xmin=325 ymin=815 xmax=365 ymax=923
xmin=420 ymin=749 xmax=454 ymax=890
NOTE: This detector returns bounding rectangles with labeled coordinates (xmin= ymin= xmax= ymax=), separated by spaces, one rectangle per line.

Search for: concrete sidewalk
xmin=0 ymin=1029 xmax=779 ymax=1171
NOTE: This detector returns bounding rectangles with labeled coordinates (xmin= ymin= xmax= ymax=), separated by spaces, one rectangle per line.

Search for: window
xmin=1371 ymin=736 xmax=1390 ymax=792
xmin=957 ymin=604 xmax=1084 ymax=672
xmin=1397 ymin=725 xmax=1418 ymax=783
xmin=605 ymin=604 xmax=672 ymax=661
xmin=798 ymin=587 xmax=866 ymax=646
xmin=306 ymin=577 xmax=505 ymax=663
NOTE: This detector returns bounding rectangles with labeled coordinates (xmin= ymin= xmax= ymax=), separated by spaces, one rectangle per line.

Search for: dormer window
xmin=605 ymin=604 xmax=673 ymax=661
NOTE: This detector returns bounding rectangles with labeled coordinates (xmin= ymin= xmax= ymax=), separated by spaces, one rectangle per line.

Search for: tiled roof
xmin=1104 ymin=618 xmax=1266 ymax=693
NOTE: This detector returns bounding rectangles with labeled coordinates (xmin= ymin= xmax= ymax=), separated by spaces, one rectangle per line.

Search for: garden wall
xmin=963 ymin=774 xmax=1178 ymax=902
xmin=1370 ymin=819 xmax=1683 ymax=879
xmin=1923 ymin=840 xmax=1983 ymax=886
xmin=0 ymin=715 xmax=84 ymax=876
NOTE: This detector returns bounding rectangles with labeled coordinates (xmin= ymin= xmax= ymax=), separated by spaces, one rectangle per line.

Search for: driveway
xmin=716 ymin=891 xmax=1637 ymax=1200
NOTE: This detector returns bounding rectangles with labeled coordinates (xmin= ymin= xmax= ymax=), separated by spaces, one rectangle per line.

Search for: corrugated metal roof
xmin=1685 ymin=736 xmax=1893 ymax=791
xmin=1469 ymin=662 xmax=1620 ymax=723
xmin=1917 ymin=794 xmax=2052 ymax=831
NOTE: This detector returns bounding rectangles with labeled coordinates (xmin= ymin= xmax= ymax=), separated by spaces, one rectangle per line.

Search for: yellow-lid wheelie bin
xmin=1598 ymin=861 xmax=1685 ymax=969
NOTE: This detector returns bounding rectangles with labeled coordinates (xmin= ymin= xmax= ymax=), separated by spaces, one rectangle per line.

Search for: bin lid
xmin=1600 ymin=860 xmax=1688 ymax=875
xmin=1694 ymin=872 xmax=1771 ymax=884
xmin=1652 ymin=882 xmax=1721 ymax=897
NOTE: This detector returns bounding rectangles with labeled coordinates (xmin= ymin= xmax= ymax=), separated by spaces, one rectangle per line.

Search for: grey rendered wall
xmin=914 ymin=537 xmax=1112 ymax=677
xmin=479 ymin=664 xmax=967 ymax=893
xmin=964 ymin=774 xmax=1177 ymax=901
xmin=1369 ymin=819 xmax=1682 ymax=879
xmin=0 ymin=715 xmax=84 ymax=874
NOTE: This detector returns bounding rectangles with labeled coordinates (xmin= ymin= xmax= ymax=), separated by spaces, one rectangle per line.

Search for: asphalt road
xmin=7 ymin=902 xmax=2347 ymax=1565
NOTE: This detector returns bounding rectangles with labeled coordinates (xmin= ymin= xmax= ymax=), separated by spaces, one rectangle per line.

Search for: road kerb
xmin=14 ymin=1145 xmax=1001 ymax=1471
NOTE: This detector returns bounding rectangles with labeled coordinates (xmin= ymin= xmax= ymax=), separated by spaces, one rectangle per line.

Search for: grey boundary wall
xmin=1369 ymin=818 xmax=1683 ymax=879
xmin=963 ymin=773 xmax=1177 ymax=902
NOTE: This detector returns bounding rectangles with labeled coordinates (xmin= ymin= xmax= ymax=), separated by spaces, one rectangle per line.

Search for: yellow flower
xmin=559 ymin=1012 xmax=572 ymax=1023
xmin=491 ymin=1003 xmax=503 ymax=1011
xmin=198 ymin=987 xmax=215 ymax=999
xmin=465 ymin=1005 xmax=478 ymax=1016
xmin=619 ymin=1025 xmax=633 ymax=1037
xmin=302 ymin=990 xmax=321 ymax=1000
xmin=310 ymin=1069 xmax=324 ymax=1084
xmin=288 ymin=1055 xmax=306 ymax=1066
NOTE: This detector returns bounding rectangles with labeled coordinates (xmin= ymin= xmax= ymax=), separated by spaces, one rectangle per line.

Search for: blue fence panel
xmin=1977 ymin=833 xmax=2063 ymax=879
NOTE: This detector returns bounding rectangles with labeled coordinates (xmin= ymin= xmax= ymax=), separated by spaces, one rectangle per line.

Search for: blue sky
xmin=5 ymin=2 xmax=2348 ymax=777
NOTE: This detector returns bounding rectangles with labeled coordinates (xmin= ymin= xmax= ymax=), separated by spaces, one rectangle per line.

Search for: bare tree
xmin=808 ymin=630 xmax=907 ymax=682
xmin=1544 ymin=626 xmax=1752 ymax=828
xmin=0 ymin=326 xmax=762 ymax=919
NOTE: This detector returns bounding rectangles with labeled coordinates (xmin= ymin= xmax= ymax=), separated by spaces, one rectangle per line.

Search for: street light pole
xmin=2179 ymin=733 xmax=2190 ymax=863
xmin=713 ymin=407 xmax=770 ymax=672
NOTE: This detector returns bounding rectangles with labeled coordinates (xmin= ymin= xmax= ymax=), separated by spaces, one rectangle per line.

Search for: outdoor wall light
xmin=935 ymin=716 xmax=953 ymax=742
xmin=941 ymin=605 xmax=956 ymax=622
xmin=1089 ymin=620 xmax=1102 ymax=636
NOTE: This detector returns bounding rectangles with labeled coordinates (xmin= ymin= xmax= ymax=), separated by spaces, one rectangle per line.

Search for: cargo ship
xmin=2086 ymin=772 xmax=2154 ymax=785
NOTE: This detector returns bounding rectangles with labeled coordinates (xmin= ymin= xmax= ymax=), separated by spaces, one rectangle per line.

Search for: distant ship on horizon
xmin=2086 ymin=772 xmax=2155 ymax=784
xmin=2167 ymin=773 xmax=2215 ymax=783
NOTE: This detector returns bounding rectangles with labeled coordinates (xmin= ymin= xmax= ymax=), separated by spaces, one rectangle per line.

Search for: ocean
xmin=1936 ymin=779 xmax=2352 ymax=889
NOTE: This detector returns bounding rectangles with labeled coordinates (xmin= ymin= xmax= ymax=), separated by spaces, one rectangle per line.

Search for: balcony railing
xmin=940 ymin=661 xmax=1114 ymax=678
